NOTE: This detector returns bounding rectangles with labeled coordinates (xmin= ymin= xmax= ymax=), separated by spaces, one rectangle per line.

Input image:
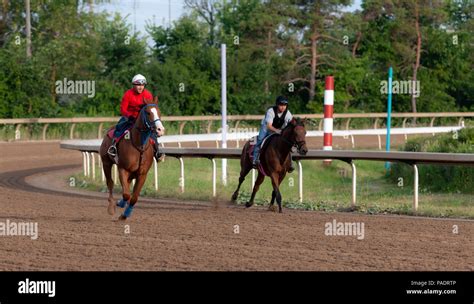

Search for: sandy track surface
xmin=0 ymin=141 xmax=472 ymax=271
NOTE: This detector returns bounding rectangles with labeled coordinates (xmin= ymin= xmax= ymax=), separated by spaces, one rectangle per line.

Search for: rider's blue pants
xmin=113 ymin=116 xmax=158 ymax=144
xmin=113 ymin=116 xmax=132 ymax=138
xmin=253 ymin=128 xmax=268 ymax=162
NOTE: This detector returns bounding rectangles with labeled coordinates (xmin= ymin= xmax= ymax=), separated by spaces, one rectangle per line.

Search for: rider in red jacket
xmin=107 ymin=74 xmax=163 ymax=161
xmin=120 ymin=86 xmax=154 ymax=119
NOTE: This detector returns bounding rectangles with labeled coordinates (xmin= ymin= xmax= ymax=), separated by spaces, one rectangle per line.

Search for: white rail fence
xmin=61 ymin=142 xmax=474 ymax=212
xmin=1 ymin=112 xmax=472 ymax=140
xmin=59 ymin=125 xmax=463 ymax=151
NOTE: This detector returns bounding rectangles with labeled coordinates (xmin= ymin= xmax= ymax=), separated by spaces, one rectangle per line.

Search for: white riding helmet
xmin=132 ymin=74 xmax=147 ymax=85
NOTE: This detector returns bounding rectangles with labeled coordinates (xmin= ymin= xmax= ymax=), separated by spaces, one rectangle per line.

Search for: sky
xmin=97 ymin=0 xmax=363 ymax=45
xmin=97 ymin=0 xmax=187 ymax=35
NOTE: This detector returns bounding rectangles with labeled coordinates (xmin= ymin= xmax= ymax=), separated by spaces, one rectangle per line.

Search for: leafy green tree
xmin=147 ymin=16 xmax=220 ymax=115
xmin=0 ymin=0 xmax=472 ymax=119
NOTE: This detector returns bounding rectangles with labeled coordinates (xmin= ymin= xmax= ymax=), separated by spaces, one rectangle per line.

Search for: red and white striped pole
xmin=323 ymin=76 xmax=334 ymax=164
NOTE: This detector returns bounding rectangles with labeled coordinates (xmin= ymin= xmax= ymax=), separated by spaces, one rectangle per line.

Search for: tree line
xmin=0 ymin=0 xmax=472 ymax=119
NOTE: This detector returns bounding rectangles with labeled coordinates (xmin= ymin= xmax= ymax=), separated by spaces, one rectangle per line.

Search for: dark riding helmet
xmin=276 ymin=95 xmax=289 ymax=106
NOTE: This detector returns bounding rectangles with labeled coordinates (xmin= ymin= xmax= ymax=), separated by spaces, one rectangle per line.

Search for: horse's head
xmin=139 ymin=97 xmax=165 ymax=137
xmin=286 ymin=118 xmax=308 ymax=155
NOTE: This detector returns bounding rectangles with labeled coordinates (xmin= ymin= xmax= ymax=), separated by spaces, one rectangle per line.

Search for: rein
xmin=280 ymin=125 xmax=306 ymax=150
xmin=131 ymin=104 xmax=159 ymax=154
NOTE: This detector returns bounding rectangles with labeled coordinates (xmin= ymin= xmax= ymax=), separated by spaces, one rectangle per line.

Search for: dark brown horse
xmin=99 ymin=98 xmax=164 ymax=220
xmin=231 ymin=118 xmax=308 ymax=213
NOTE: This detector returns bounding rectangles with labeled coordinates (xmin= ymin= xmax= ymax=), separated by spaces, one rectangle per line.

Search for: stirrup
xmin=107 ymin=145 xmax=117 ymax=157
xmin=155 ymin=152 xmax=165 ymax=162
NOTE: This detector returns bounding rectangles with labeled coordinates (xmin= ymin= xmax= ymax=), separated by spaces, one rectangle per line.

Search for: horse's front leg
xmin=232 ymin=166 xmax=252 ymax=202
xmin=269 ymin=173 xmax=283 ymax=213
xmin=269 ymin=190 xmax=276 ymax=209
xmin=112 ymin=168 xmax=131 ymax=216
xmin=246 ymin=171 xmax=265 ymax=208
xmin=119 ymin=173 xmax=147 ymax=220
xmin=101 ymin=158 xmax=116 ymax=215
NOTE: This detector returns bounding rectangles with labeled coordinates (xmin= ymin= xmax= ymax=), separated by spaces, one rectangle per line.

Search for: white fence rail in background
xmin=59 ymin=125 xmax=464 ymax=151
xmin=1 ymin=112 xmax=472 ymax=140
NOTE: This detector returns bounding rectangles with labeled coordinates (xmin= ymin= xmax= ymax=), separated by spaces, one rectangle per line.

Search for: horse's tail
xmin=241 ymin=140 xmax=252 ymax=168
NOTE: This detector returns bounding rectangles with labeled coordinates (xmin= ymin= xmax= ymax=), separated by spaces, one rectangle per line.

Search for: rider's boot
xmin=252 ymin=151 xmax=260 ymax=169
xmin=154 ymin=141 xmax=165 ymax=162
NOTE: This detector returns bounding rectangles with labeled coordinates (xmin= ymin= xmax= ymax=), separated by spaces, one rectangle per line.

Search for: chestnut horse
xmin=99 ymin=98 xmax=164 ymax=220
xmin=231 ymin=118 xmax=308 ymax=213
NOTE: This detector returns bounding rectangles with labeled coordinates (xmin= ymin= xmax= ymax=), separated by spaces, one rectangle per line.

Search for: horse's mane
xmin=293 ymin=117 xmax=304 ymax=126
xmin=282 ymin=117 xmax=304 ymax=132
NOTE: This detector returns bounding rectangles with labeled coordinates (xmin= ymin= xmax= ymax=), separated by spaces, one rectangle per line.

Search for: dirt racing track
xmin=0 ymin=141 xmax=473 ymax=271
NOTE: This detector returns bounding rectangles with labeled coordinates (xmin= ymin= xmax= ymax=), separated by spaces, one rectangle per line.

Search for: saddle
xmin=107 ymin=127 xmax=155 ymax=145
xmin=106 ymin=127 xmax=157 ymax=164
xmin=248 ymin=133 xmax=278 ymax=176
xmin=248 ymin=133 xmax=277 ymax=161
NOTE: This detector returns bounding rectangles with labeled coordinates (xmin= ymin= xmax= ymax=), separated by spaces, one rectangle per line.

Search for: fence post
xmin=179 ymin=122 xmax=187 ymax=135
xmin=98 ymin=155 xmax=104 ymax=182
xmin=413 ymin=164 xmax=419 ymax=212
xmin=42 ymin=123 xmax=49 ymax=141
xmin=207 ymin=121 xmax=212 ymax=134
xmin=15 ymin=124 xmax=21 ymax=140
xmin=351 ymin=161 xmax=357 ymax=208
xmin=98 ymin=123 xmax=104 ymax=139
xmin=82 ymin=152 xmax=87 ymax=176
xmin=385 ymin=66 xmax=393 ymax=172
xmin=179 ymin=157 xmax=185 ymax=193
xmin=86 ymin=152 xmax=90 ymax=177
xmin=323 ymin=76 xmax=334 ymax=160
xmin=298 ymin=161 xmax=303 ymax=203
xmin=251 ymin=169 xmax=255 ymax=190
xmin=70 ymin=123 xmax=76 ymax=139
xmin=212 ymin=158 xmax=216 ymax=197
xmin=154 ymin=158 xmax=158 ymax=191
xmin=221 ymin=44 xmax=228 ymax=186
xmin=91 ymin=152 xmax=95 ymax=180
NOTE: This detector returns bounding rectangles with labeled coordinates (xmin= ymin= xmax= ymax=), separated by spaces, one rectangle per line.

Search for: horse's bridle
xmin=138 ymin=104 xmax=161 ymax=133
xmin=130 ymin=104 xmax=161 ymax=153
xmin=281 ymin=125 xmax=306 ymax=151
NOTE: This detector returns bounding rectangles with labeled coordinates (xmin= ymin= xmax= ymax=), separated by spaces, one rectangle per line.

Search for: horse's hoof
xmin=268 ymin=205 xmax=277 ymax=212
xmin=118 ymin=215 xmax=127 ymax=221
xmin=107 ymin=201 xmax=116 ymax=215
xmin=245 ymin=202 xmax=253 ymax=208
xmin=231 ymin=193 xmax=238 ymax=202
xmin=116 ymin=199 xmax=127 ymax=208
